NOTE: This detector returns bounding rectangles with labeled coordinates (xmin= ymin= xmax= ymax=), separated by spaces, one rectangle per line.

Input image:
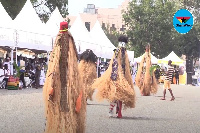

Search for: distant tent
xmin=90 ymin=20 xmax=116 ymax=59
xmin=69 ymin=15 xmax=99 ymax=56
xmin=135 ymin=53 xmax=158 ymax=64
xmin=127 ymin=50 xmax=134 ymax=63
xmin=0 ymin=2 xmax=14 ymax=47
xmin=46 ymin=7 xmax=64 ymax=38
xmin=14 ymin=0 xmax=51 ymax=51
xmin=158 ymin=51 xmax=184 ymax=65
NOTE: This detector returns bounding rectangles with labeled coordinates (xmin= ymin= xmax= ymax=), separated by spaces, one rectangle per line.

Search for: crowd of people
xmin=0 ymin=54 xmax=48 ymax=89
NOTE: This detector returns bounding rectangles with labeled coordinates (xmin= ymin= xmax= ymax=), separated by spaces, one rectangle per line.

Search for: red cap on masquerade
xmin=60 ymin=22 xmax=68 ymax=33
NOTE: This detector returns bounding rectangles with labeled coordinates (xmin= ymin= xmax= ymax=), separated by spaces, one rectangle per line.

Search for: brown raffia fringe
xmin=135 ymin=52 xmax=158 ymax=96
xmin=78 ymin=60 xmax=97 ymax=101
xmin=43 ymin=32 xmax=86 ymax=133
xmin=92 ymin=49 xmax=135 ymax=109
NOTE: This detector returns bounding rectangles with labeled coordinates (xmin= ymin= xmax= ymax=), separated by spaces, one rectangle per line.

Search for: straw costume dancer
xmin=92 ymin=35 xmax=135 ymax=118
xmin=135 ymin=44 xmax=158 ymax=96
xmin=78 ymin=49 xmax=97 ymax=101
xmin=43 ymin=22 xmax=86 ymax=133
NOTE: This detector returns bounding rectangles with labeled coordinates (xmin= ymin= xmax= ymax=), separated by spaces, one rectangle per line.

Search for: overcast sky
xmin=68 ymin=0 xmax=125 ymax=15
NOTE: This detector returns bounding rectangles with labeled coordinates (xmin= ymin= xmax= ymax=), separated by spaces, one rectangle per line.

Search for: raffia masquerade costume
xmin=78 ymin=49 xmax=97 ymax=101
xmin=92 ymin=36 xmax=135 ymax=118
xmin=43 ymin=22 xmax=86 ymax=133
xmin=135 ymin=45 xmax=158 ymax=96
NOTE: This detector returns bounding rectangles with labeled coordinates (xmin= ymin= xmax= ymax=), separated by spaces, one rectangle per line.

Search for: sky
xmin=68 ymin=0 xmax=125 ymax=16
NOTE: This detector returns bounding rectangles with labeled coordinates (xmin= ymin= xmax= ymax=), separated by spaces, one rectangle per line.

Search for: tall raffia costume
xmin=135 ymin=44 xmax=158 ymax=96
xmin=43 ymin=22 xmax=86 ymax=133
xmin=78 ymin=49 xmax=97 ymax=101
xmin=92 ymin=36 xmax=135 ymax=118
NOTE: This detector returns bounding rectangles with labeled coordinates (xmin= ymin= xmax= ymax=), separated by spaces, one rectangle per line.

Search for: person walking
xmin=92 ymin=35 xmax=135 ymax=118
xmin=135 ymin=44 xmax=158 ymax=96
xmin=78 ymin=49 xmax=97 ymax=101
xmin=43 ymin=21 xmax=85 ymax=133
xmin=161 ymin=60 xmax=175 ymax=101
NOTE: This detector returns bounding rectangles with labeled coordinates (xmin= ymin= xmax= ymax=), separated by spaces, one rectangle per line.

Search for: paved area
xmin=0 ymin=84 xmax=200 ymax=133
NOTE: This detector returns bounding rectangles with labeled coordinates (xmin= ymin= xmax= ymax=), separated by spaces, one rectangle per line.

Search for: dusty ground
xmin=0 ymin=84 xmax=200 ymax=133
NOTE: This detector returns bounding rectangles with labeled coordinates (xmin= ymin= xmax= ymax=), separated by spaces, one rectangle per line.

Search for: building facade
xmin=68 ymin=0 xmax=130 ymax=32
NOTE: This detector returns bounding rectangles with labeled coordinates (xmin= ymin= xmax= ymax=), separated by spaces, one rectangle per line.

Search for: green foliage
xmin=123 ymin=0 xmax=178 ymax=58
xmin=0 ymin=0 xmax=26 ymax=20
xmin=149 ymin=65 xmax=160 ymax=76
xmin=31 ymin=0 xmax=68 ymax=23
xmin=13 ymin=62 xmax=23 ymax=78
xmin=174 ymin=0 xmax=200 ymax=63
xmin=0 ymin=0 xmax=68 ymax=23
xmin=123 ymin=0 xmax=200 ymax=60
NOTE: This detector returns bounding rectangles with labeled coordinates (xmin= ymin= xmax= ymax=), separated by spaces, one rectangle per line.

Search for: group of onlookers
xmin=0 ymin=54 xmax=47 ymax=89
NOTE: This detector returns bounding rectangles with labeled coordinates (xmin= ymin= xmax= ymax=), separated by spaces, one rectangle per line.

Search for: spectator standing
xmin=3 ymin=64 xmax=10 ymax=89
xmin=3 ymin=57 xmax=11 ymax=72
xmin=19 ymin=56 xmax=26 ymax=88
xmin=175 ymin=68 xmax=179 ymax=85
xmin=35 ymin=64 xmax=41 ymax=89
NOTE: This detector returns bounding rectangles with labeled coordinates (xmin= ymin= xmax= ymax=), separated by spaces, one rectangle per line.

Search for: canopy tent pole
xmin=14 ymin=30 xmax=18 ymax=66
xmin=47 ymin=51 xmax=50 ymax=65
xmin=10 ymin=48 xmax=14 ymax=75
xmin=15 ymin=47 xmax=17 ymax=65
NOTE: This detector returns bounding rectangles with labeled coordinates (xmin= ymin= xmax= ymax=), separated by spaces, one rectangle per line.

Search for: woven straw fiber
xmin=43 ymin=32 xmax=86 ymax=133
xmin=135 ymin=52 xmax=158 ymax=96
xmin=92 ymin=49 xmax=135 ymax=109
xmin=78 ymin=60 xmax=97 ymax=101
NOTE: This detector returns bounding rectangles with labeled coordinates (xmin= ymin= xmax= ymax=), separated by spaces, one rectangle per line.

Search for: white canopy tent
xmin=14 ymin=0 xmax=52 ymax=51
xmin=0 ymin=2 xmax=15 ymax=47
xmin=46 ymin=7 xmax=64 ymax=40
xmin=158 ymin=51 xmax=184 ymax=65
xmin=90 ymin=21 xmax=116 ymax=59
xmin=127 ymin=50 xmax=134 ymax=63
xmin=69 ymin=15 xmax=100 ymax=56
xmin=135 ymin=53 xmax=158 ymax=64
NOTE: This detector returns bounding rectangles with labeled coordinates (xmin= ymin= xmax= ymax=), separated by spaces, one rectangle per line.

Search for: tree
xmin=175 ymin=0 xmax=200 ymax=65
xmin=123 ymin=0 xmax=200 ymax=62
xmin=0 ymin=0 xmax=68 ymax=23
xmin=0 ymin=0 xmax=26 ymax=20
xmin=31 ymin=0 xmax=68 ymax=22
xmin=123 ymin=0 xmax=178 ymax=58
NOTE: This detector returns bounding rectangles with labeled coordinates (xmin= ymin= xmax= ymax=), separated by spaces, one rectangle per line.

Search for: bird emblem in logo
xmin=176 ymin=17 xmax=190 ymax=23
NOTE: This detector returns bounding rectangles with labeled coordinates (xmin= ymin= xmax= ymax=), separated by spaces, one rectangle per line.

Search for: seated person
xmin=24 ymin=69 xmax=31 ymax=87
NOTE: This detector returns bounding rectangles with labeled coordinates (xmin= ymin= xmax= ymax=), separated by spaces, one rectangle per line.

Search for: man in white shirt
xmin=3 ymin=64 xmax=10 ymax=89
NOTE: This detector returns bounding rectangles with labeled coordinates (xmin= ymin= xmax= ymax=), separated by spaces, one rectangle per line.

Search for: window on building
xmin=110 ymin=24 xmax=116 ymax=31
xmin=95 ymin=9 xmax=98 ymax=14
xmin=85 ymin=22 xmax=90 ymax=31
xmin=84 ymin=8 xmax=87 ymax=13
xmin=102 ymin=23 xmax=105 ymax=29
xmin=112 ymin=24 xmax=115 ymax=28
xmin=120 ymin=25 xmax=126 ymax=31
xmin=87 ymin=4 xmax=95 ymax=9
